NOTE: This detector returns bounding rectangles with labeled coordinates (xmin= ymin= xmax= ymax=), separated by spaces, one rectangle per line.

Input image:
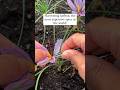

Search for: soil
xmin=38 ymin=62 xmax=85 ymax=90
xmin=0 ymin=0 xmax=34 ymax=60
xmin=86 ymin=0 xmax=120 ymax=23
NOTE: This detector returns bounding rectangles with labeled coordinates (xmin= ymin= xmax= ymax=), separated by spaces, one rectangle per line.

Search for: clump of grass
xmin=35 ymin=0 xmax=64 ymax=23
xmin=35 ymin=0 xmax=49 ymax=15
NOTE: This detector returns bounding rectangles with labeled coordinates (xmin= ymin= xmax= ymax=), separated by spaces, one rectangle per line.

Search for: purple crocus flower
xmin=35 ymin=39 xmax=63 ymax=67
xmin=67 ymin=0 xmax=85 ymax=16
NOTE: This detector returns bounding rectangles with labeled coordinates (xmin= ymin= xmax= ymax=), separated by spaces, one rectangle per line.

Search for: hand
xmin=61 ymin=33 xmax=85 ymax=79
xmin=86 ymin=17 xmax=120 ymax=90
xmin=61 ymin=17 xmax=120 ymax=90
xmin=0 ymin=34 xmax=34 ymax=86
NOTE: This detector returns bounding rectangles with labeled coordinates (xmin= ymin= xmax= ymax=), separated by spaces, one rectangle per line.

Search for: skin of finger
xmin=86 ymin=55 xmax=120 ymax=90
xmin=86 ymin=17 xmax=120 ymax=60
xmin=61 ymin=33 xmax=85 ymax=54
xmin=62 ymin=49 xmax=85 ymax=79
xmin=0 ymin=54 xmax=34 ymax=86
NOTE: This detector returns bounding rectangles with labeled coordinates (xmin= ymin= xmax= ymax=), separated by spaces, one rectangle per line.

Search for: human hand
xmin=61 ymin=17 xmax=120 ymax=90
xmin=86 ymin=17 xmax=120 ymax=90
xmin=61 ymin=33 xmax=85 ymax=79
xmin=0 ymin=34 xmax=34 ymax=86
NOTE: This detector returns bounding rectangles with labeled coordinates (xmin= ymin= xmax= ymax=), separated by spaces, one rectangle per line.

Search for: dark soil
xmin=86 ymin=0 xmax=120 ymax=23
xmin=39 ymin=62 xmax=85 ymax=90
xmin=0 ymin=0 xmax=34 ymax=59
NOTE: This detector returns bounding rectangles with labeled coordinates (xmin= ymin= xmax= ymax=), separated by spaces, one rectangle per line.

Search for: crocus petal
xmin=72 ymin=10 xmax=77 ymax=14
xmin=82 ymin=0 xmax=85 ymax=4
xmin=35 ymin=40 xmax=47 ymax=51
xmin=67 ymin=0 xmax=76 ymax=11
xmin=81 ymin=0 xmax=85 ymax=9
xmin=35 ymin=40 xmax=52 ymax=66
xmin=74 ymin=0 xmax=82 ymax=6
xmin=35 ymin=49 xmax=47 ymax=63
xmin=50 ymin=56 xmax=56 ymax=63
xmin=53 ymin=39 xmax=63 ymax=57
xmin=37 ymin=57 xmax=50 ymax=66
xmin=79 ymin=5 xmax=85 ymax=16
xmin=79 ymin=11 xmax=85 ymax=16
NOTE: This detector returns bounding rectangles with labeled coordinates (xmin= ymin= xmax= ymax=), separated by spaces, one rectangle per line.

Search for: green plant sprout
xmin=35 ymin=0 xmax=49 ymax=15
xmin=35 ymin=0 xmax=64 ymax=23
xmin=35 ymin=65 xmax=54 ymax=90
xmin=17 ymin=0 xmax=25 ymax=46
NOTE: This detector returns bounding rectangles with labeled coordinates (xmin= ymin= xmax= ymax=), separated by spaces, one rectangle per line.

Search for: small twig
xmin=42 ymin=25 xmax=46 ymax=45
xmin=53 ymin=5 xmax=56 ymax=43
xmin=63 ymin=65 xmax=72 ymax=73
xmin=98 ymin=53 xmax=112 ymax=60
xmin=48 ymin=0 xmax=52 ymax=7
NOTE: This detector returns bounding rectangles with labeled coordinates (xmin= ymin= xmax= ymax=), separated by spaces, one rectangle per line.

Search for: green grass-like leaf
xmin=35 ymin=0 xmax=48 ymax=14
xmin=35 ymin=65 xmax=54 ymax=90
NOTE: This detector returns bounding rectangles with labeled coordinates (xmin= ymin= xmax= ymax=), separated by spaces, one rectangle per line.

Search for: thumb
xmin=86 ymin=55 xmax=120 ymax=90
xmin=61 ymin=49 xmax=85 ymax=80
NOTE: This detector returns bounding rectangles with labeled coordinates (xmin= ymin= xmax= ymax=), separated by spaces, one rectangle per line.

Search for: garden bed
xmin=39 ymin=62 xmax=84 ymax=90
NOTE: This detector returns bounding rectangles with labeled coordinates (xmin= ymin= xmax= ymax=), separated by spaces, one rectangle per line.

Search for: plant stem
xmin=42 ymin=25 xmax=46 ymax=45
xmin=35 ymin=65 xmax=53 ymax=90
xmin=17 ymin=0 xmax=25 ymax=46
xmin=63 ymin=66 xmax=72 ymax=73
xmin=53 ymin=5 xmax=56 ymax=43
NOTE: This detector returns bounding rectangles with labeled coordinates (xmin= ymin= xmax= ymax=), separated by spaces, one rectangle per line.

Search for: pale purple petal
xmin=82 ymin=0 xmax=85 ymax=4
xmin=74 ymin=0 xmax=82 ymax=6
xmin=53 ymin=39 xmax=63 ymax=57
xmin=79 ymin=12 xmax=85 ymax=16
xmin=81 ymin=0 xmax=85 ymax=9
xmin=73 ymin=0 xmax=85 ymax=16
xmin=79 ymin=5 xmax=85 ymax=16
xmin=50 ymin=56 xmax=56 ymax=63
xmin=67 ymin=0 xmax=76 ymax=11
xmin=79 ymin=10 xmax=85 ymax=16
xmin=72 ymin=10 xmax=77 ymax=14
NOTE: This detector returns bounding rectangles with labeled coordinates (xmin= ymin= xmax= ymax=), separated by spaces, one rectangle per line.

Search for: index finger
xmin=86 ymin=17 xmax=120 ymax=59
xmin=61 ymin=33 xmax=85 ymax=53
